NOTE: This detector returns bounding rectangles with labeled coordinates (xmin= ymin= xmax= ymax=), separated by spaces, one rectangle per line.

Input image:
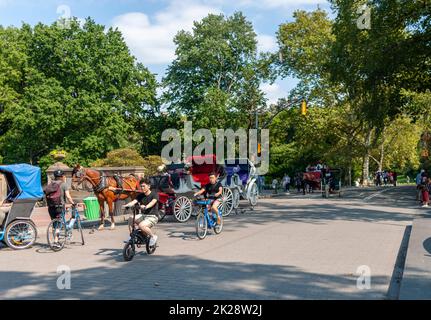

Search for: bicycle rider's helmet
xmin=53 ymin=169 xmax=65 ymax=178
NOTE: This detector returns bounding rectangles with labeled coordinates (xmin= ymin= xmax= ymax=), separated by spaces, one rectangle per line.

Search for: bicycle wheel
xmin=76 ymin=216 xmax=85 ymax=245
xmin=46 ymin=218 xmax=67 ymax=252
xmin=214 ymin=214 xmax=223 ymax=235
xmin=195 ymin=213 xmax=208 ymax=240
xmin=123 ymin=241 xmax=135 ymax=261
xmin=5 ymin=220 xmax=37 ymax=250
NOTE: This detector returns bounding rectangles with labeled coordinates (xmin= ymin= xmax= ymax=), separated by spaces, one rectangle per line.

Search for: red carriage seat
xmin=158 ymin=192 xmax=169 ymax=204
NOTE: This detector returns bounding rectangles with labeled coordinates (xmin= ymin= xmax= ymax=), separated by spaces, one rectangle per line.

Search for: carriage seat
xmin=0 ymin=206 xmax=10 ymax=227
xmin=238 ymin=172 xmax=249 ymax=186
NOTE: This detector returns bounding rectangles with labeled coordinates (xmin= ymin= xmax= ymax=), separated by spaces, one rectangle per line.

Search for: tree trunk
xmin=361 ymin=128 xmax=372 ymax=186
xmin=347 ymin=163 xmax=352 ymax=187
xmin=378 ymin=140 xmax=384 ymax=172
xmin=378 ymin=127 xmax=386 ymax=172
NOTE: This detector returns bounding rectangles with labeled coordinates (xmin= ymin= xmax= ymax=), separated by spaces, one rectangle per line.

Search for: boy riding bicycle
xmin=194 ymin=172 xmax=222 ymax=225
xmin=123 ymin=178 xmax=160 ymax=247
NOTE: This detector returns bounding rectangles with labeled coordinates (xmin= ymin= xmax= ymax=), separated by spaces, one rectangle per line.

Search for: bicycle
xmin=46 ymin=204 xmax=85 ymax=252
xmin=194 ymin=196 xmax=223 ymax=240
xmin=122 ymin=203 xmax=157 ymax=261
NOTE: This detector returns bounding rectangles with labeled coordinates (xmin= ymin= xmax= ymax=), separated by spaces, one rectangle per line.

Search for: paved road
xmin=0 ymin=186 xmax=425 ymax=299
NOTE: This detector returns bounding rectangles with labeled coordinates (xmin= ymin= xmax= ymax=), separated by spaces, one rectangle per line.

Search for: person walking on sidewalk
xmin=421 ymin=174 xmax=430 ymax=207
xmin=282 ymin=174 xmax=290 ymax=193
xmin=416 ymin=169 xmax=424 ymax=201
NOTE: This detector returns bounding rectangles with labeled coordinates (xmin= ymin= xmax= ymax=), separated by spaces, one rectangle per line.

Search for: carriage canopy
xmin=0 ymin=164 xmax=44 ymax=200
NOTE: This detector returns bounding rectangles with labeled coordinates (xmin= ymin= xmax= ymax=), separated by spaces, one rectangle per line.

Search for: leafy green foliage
xmin=163 ymin=12 xmax=268 ymax=130
xmin=0 ymin=18 xmax=158 ymax=168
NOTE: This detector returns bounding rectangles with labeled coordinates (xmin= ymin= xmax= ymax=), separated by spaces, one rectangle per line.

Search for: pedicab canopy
xmin=0 ymin=164 xmax=44 ymax=200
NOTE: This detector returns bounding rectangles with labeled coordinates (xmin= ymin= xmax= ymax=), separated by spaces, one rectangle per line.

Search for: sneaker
xmin=422 ymin=204 xmax=429 ymax=207
xmin=149 ymin=235 xmax=158 ymax=247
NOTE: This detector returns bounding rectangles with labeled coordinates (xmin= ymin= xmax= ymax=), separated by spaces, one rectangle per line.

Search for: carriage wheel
xmin=248 ymin=182 xmax=258 ymax=207
xmin=232 ymin=188 xmax=240 ymax=209
xmin=173 ymin=196 xmax=193 ymax=222
xmin=5 ymin=220 xmax=37 ymax=250
xmin=219 ymin=188 xmax=234 ymax=217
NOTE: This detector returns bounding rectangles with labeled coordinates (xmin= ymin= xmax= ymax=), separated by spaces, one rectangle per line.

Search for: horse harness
xmin=92 ymin=173 xmax=136 ymax=196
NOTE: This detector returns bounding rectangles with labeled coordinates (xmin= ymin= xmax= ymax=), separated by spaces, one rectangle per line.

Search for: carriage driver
xmin=194 ymin=172 xmax=222 ymax=225
xmin=123 ymin=178 xmax=159 ymax=247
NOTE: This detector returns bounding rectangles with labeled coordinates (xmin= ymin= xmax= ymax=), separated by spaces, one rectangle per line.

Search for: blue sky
xmin=0 ymin=0 xmax=333 ymax=104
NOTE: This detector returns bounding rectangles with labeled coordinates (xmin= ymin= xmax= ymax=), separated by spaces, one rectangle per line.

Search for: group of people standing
xmin=416 ymin=169 xmax=431 ymax=207
xmin=374 ymin=170 xmax=398 ymax=187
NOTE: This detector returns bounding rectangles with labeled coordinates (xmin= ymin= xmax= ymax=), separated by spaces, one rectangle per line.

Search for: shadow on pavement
xmin=0 ymin=254 xmax=390 ymax=300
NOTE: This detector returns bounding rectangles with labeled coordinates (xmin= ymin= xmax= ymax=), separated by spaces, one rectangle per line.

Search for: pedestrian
xmin=416 ymin=169 xmax=424 ymax=201
xmin=272 ymin=178 xmax=279 ymax=194
xmin=422 ymin=177 xmax=430 ymax=207
xmin=257 ymin=175 xmax=264 ymax=194
xmin=295 ymin=174 xmax=302 ymax=193
xmin=282 ymin=174 xmax=291 ymax=193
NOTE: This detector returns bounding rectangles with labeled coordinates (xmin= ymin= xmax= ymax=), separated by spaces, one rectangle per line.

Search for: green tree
xmin=163 ymin=12 xmax=268 ymax=130
xmin=0 ymin=18 xmax=158 ymax=167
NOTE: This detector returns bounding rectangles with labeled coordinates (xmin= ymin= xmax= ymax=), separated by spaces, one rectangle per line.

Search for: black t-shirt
xmin=136 ymin=191 xmax=160 ymax=218
xmin=205 ymin=182 xmax=222 ymax=199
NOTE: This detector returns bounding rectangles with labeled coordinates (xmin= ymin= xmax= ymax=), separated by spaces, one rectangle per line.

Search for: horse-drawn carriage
xmin=301 ymin=165 xmax=343 ymax=197
xmin=321 ymin=168 xmax=342 ymax=197
xmin=222 ymin=158 xmax=259 ymax=213
xmin=0 ymin=164 xmax=43 ymax=250
xmin=149 ymin=155 xmax=239 ymax=222
xmin=148 ymin=162 xmax=193 ymax=222
xmin=302 ymin=170 xmax=321 ymax=193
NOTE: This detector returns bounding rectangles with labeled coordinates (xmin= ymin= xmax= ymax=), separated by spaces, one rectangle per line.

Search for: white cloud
xmin=234 ymin=0 xmax=327 ymax=8
xmin=112 ymin=1 xmax=222 ymax=65
xmin=261 ymin=82 xmax=285 ymax=105
xmin=257 ymin=34 xmax=278 ymax=53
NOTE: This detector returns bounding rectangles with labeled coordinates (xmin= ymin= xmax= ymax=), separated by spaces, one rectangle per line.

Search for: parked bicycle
xmin=194 ymin=196 xmax=223 ymax=240
xmin=123 ymin=203 xmax=157 ymax=261
xmin=46 ymin=204 xmax=85 ymax=252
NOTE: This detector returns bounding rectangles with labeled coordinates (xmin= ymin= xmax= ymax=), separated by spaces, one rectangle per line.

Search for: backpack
xmin=44 ymin=181 xmax=62 ymax=206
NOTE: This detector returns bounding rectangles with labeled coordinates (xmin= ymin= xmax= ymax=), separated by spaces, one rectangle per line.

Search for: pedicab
xmin=0 ymin=164 xmax=43 ymax=250
xmin=222 ymin=158 xmax=259 ymax=215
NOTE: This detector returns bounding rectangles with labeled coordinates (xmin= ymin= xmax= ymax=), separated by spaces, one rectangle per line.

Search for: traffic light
xmin=257 ymin=143 xmax=262 ymax=157
xmin=301 ymin=100 xmax=307 ymax=116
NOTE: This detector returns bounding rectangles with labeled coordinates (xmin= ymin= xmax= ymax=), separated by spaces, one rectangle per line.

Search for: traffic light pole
xmin=261 ymin=98 xmax=306 ymax=129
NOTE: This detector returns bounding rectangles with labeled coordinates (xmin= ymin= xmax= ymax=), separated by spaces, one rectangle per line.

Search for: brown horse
xmin=71 ymin=164 xmax=141 ymax=230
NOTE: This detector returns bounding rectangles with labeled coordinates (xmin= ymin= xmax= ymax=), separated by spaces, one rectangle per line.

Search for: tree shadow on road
xmin=0 ymin=253 xmax=391 ymax=300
